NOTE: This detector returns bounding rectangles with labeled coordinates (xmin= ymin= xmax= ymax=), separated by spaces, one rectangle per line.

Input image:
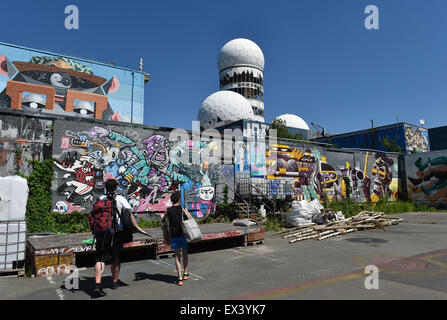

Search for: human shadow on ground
xmin=133 ymin=272 xmax=178 ymax=285
xmin=60 ymin=276 xmax=129 ymax=299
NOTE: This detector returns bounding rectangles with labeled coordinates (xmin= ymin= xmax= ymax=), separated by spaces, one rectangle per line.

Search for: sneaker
xmin=93 ymin=287 xmax=107 ymax=298
xmin=111 ymin=281 xmax=120 ymax=290
xmin=176 ymin=278 xmax=183 ymax=286
xmin=183 ymin=273 xmax=189 ymax=280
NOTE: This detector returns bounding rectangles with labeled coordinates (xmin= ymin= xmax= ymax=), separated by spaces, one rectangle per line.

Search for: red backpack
xmin=89 ymin=198 xmax=116 ymax=235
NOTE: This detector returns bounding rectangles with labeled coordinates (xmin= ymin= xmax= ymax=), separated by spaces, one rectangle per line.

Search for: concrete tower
xmin=217 ymin=38 xmax=265 ymax=122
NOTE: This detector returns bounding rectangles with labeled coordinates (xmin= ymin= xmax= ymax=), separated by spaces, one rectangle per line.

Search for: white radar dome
xmin=198 ymin=91 xmax=255 ymax=130
xmin=274 ymin=114 xmax=310 ymax=130
xmin=217 ymin=38 xmax=265 ymax=72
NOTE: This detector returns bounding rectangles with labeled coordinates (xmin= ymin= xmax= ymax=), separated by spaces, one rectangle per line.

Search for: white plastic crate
xmin=0 ymin=252 xmax=25 ymax=262
xmin=0 ymin=176 xmax=28 ymax=221
xmin=0 ymin=262 xmax=13 ymax=270
xmin=0 ymin=220 xmax=27 ymax=267
xmin=6 ymin=232 xmax=26 ymax=244
xmin=0 ymin=243 xmax=26 ymax=254
xmin=0 ymin=221 xmax=27 ymax=232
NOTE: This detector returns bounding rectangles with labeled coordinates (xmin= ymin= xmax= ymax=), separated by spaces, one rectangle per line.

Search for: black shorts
xmin=94 ymin=231 xmax=124 ymax=265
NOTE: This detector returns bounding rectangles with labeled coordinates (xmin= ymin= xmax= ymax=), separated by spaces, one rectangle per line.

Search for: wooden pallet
xmin=155 ymin=252 xmax=176 ymax=260
xmin=244 ymin=232 xmax=266 ymax=247
xmin=245 ymin=239 xmax=264 ymax=247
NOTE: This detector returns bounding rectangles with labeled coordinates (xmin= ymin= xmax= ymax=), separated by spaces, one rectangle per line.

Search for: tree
xmin=381 ymin=136 xmax=403 ymax=153
xmin=269 ymin=118 xmax=306 ymax=140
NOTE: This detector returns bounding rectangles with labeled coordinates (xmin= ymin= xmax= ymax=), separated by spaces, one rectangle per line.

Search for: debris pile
xmin=275 ymin=210 xmax=403 ymax=243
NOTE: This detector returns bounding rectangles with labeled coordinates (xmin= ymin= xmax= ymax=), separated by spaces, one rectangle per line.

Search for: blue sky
xmin=2 ymin=0 xmax=447 ymax=134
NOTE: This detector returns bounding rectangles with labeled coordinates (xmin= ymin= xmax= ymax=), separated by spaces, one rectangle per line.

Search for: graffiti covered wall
xmin=0 ymin=113 xmax=52 ymax=177
xmin=406 ymin=150 xmax=447 ymax=206
xmin=263 ymin=143 xmax=399 ymax=203
xmin=51 ymin=119 xmax=223 ymax=217
xmin=0 ymin=42 xmax=145 ymax=124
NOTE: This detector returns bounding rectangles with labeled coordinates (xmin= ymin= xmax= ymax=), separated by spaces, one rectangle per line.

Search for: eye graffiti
xmin=0 ymin=54 xmax=123 ymax=121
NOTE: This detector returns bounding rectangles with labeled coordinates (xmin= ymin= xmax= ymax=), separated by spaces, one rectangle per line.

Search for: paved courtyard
xmin=1 ymin=212 xmax=447 ymax=301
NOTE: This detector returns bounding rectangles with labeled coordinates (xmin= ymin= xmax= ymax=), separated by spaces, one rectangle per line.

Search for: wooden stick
xmin=273 ymin=223 xmax=316 ymax=235
xmin=289 ymin=233 xmax=321 ymax=243
xmin=319 ymin=228 xmax=356 ymax=240
xmin=314 ymin=224 xmax=376 ymax=231
xmin=284 ymin=230 xmax=315 ymax=239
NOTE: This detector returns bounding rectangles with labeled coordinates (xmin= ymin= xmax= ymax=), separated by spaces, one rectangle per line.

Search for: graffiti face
xmin=102 ymin=146 xmax=120 ymax=166
xmin=199 ymin=186 xmax=214 ymax=201
xmin=265 ymin=145 xmax=399 ymax=203
xmin=0 ymin=40 xmax=151 ymax=123
xmin=53 ymin=201 xmax=69 ymax=214
xmin=318 ymin=163 xmax=337 ymax=188
xmin=54 ymin=152 xmax=103 ymax=205
xmin=143 ymin=135 xmax=169 ymax=167
xmin=53 ymin=126 xmax=223 ymax=219
xmin=370 ymin=153 xmax=394 ymax=200
xmin=0 ymin=48 xmax=141 ymax=122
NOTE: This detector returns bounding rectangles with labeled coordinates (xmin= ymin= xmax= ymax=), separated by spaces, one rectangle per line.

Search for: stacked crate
xmin=0 ymin=176 xmax=28 ymax=276
xmin=0 ymin=220 xmax=26 ymax=272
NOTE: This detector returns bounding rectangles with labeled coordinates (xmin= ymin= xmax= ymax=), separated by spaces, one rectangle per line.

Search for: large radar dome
xmin=198 ymin=91 xmax=254 ymax=130
xmin=217 ymin=38 xmax=265 ymax=72
xmin=274 ymin=114 xmax=310 ymax=131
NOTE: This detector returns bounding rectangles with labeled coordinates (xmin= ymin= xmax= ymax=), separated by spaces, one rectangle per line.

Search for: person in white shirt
xmin=93 ymin=179 xmax=137 ymax=296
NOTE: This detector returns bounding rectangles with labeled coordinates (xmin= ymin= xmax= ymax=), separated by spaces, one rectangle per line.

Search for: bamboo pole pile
xmin=275 ymin=211 xmax=403 ymax=244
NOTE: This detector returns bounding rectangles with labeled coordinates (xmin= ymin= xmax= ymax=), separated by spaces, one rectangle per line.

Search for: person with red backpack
xmin=89 ymin=179 xmax=134 ymax=297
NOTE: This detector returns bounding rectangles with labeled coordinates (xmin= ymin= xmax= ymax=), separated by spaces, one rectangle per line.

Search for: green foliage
xmin=270 ymin=118 xmax=306 ymax=141
xmin=223 ymin=185 xmax=229 ymax=204
xmin=137 ymin=218 xmax=161 ymax=228
xmin=215 ymin=202 xmax=240 ymax=221
xmin=198 ymin=216 xmax=217 ymax=224
xmin=51 ymin=211 xmax=90 ymax=234
xmin=325 ymin=198 xmax=421 ymax=217
xmin=326 ymin=198 xmax=362 ymax=217
xmin=382 ymin=136 xmax=403 ymax=153
xmin=23 ymin=159 xmax=57 ymax=233
xmin=272 ymin=198 xmax=289 ymax=213
xmin=261 ymin=217 xmax=282 ymax=232
xmin=20 ymin=159 xmax=91 ymax=234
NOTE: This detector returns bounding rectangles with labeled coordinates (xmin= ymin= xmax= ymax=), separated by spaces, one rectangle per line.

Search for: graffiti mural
xmin=404 ymin=126 xmax=429 ymax=153
xmin=234 ymin=141 xmax=250 ymax=174
xmin=52 ymin=120 xmax=223 ymax=218
xmin=0 ymin=43 xmax=145 ymax=123
xmin=0 ymin=114 xmax=52 ymax=176
xmin=406 ymin=151 xmax=447 ymax=206
xmin=265 ymin=144 xmax=399 ymax=203
xmin=250 ymin=141 xmax=266 ymax=177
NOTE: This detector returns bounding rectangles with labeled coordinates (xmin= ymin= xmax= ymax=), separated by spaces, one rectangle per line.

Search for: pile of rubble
xmin=275 ymin=210 xmax=403 ymax=243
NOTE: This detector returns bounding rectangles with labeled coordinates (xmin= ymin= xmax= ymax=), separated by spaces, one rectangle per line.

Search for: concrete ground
xmin=1 ymin=212 xmax=447 ymax=301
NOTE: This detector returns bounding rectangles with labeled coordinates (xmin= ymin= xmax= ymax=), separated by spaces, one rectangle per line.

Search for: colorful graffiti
xmin=265 ymin=144 xmax=398 ymax=203
xmin=250 ymin=141 xmax=266 ymax=177
xmin=407 ymin=153 xmax=447 ymax=205
xmin=235 ymin=141 xmax=249 ymax=174
xmin=52 ymin=121 xmax=223 ymax=218
xmin=0 ymin=114 xmax=52 ymax=177
xmin=0 ymin=43 xmax=145 ymax=123
xmin=404 ymin=126 xmax=429 ymax=153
